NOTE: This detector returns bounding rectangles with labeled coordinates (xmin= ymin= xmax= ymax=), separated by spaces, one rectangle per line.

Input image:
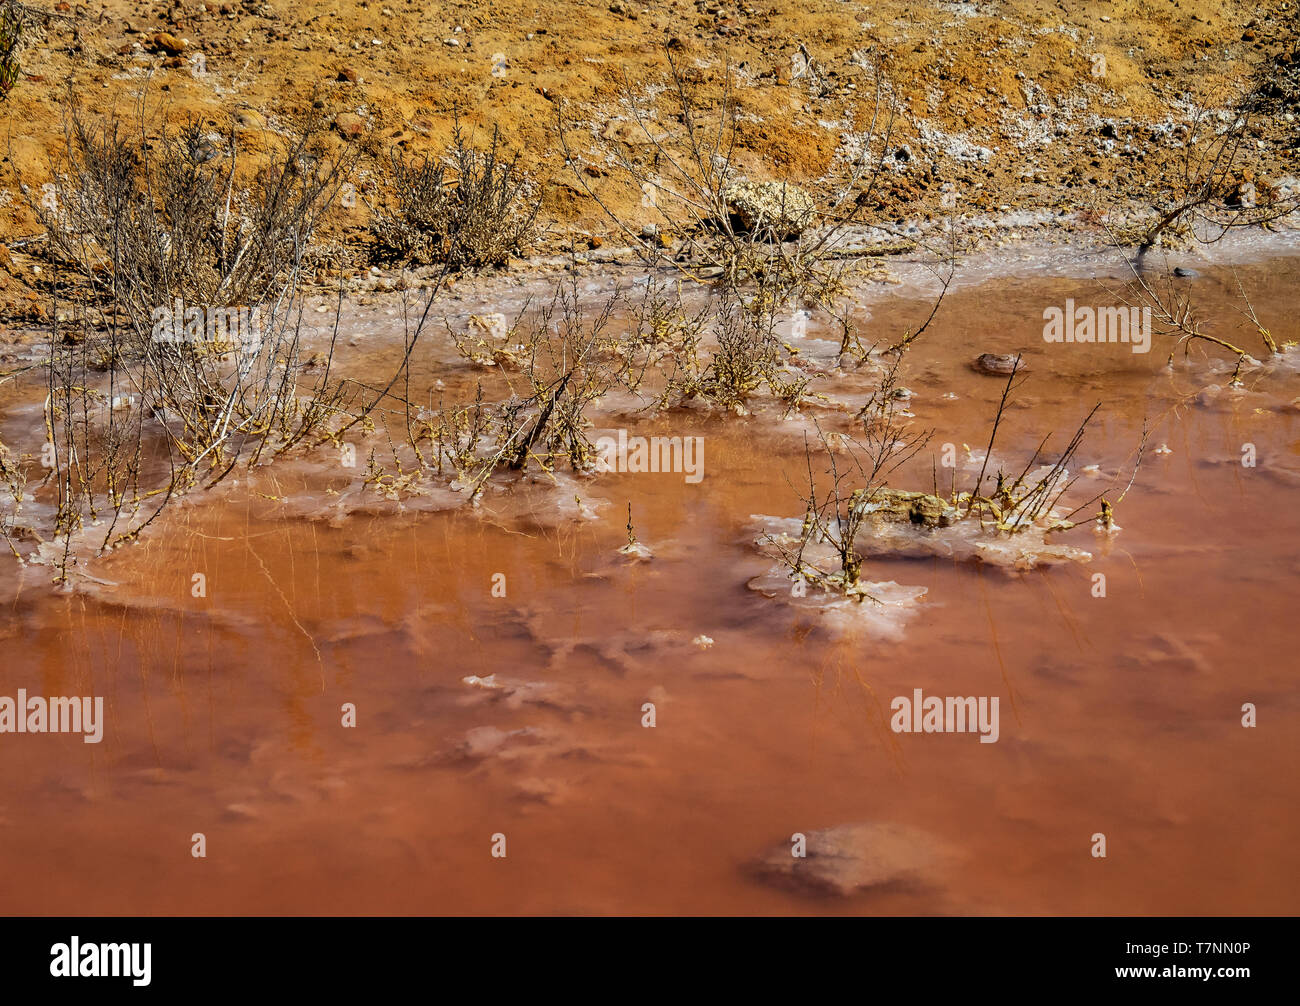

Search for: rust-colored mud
xmin=1 ymin=258 xmax=1297 ymax=915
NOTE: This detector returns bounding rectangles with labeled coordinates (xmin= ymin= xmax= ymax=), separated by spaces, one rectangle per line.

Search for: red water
xmin=1 ymin=257 xmax=1297 ymax=915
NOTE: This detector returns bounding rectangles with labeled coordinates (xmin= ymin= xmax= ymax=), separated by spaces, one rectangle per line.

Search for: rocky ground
xmin=0 ymin=0 xmax=1297 ymax=320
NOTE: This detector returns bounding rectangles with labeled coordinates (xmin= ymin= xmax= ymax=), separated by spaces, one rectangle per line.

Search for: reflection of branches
xmin=884 ymin=224 xmax=959 ymax=355
xmin=1103 ymin=225 xmax=1261 ymax=379
xmin=501 ymin=275 xmax=619 ymax=473
xmin=1232 ymin=267 xmax=1279 ymax=356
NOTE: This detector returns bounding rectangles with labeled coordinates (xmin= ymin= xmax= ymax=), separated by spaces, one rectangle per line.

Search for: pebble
xmin=333 ymin=113 xmax=366 ymax=140
xmin=973 ymin=352 xmax=1025 ymax=376
xmin=150 ymin=31 xmax=187 ymax=56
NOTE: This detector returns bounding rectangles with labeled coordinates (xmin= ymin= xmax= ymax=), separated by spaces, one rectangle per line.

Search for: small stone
xmin=333 ymin=113 xmax=366 ymax=140
xmin=858 ymin=489 xmax=960 ymax=528
xmin=723 ymin=180 xmax=817 ymax=239
xmin=149 ymin=31 xmax=187 ymax=56
xmin=973 ymin=352 xmax=1025 ymax=376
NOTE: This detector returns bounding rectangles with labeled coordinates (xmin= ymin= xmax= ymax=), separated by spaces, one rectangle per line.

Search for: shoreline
xmin=3 ymin=221 xmax=1299 ymax=354
xmin=318 ymin=216 xmax=1300 ymax=317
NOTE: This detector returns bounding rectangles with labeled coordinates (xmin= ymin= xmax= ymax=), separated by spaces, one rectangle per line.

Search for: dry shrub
xmin=370 ymin=120 xmax=540 ymax=269
xmin=13 ymin=101 xmax=404 ymax=579
xmin=33 ymin=103 xmax=352 ymax=340
xmin=0 ymin=0 xmax=22 ymax=102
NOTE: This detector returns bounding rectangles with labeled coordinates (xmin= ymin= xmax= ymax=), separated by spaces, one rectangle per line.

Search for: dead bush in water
xmin=431 ymin=279 xmax=623 ymax=498
xmin=369 ymin=119 xmax=541 ymax=269
xmin=644 ymin=285 xmax=797 ymax=413
xmin=8 ymin=103 xmax=443 ymax=581
xmin=38 ymin=307 xmax=152 ymax=573
xmin=761 ymin=355 xmax=931 ymax=598
xmin=22 ymin=281 xmax=383 ymax=581
xmin=915 ymin=361 xmax=1143 ymax=538
xmin=762 ymin=360 xmax=1145 ymax=596
xmin=497 ymin=279 xmax=621 ymax=474
xmin=951 ymin=361 xmax=1120 ymax=533
xmin=1101 ymin=250 xmax=1292 ymax=382
xmin=578 ymin=272 xmax=814 ymax=416
xmin=354 ymin=277 xmax=621 ymax=504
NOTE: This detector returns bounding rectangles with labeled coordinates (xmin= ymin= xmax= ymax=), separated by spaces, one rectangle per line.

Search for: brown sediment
xmin=0 ymin=254 xmax=1297 ymax=914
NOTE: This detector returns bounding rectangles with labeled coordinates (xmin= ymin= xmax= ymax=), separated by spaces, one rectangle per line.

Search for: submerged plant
xmin=760 ymin=360 xmax=1144 ymax=597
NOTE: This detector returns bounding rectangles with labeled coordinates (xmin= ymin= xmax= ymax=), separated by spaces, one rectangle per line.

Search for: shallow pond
xmin=1 ymin=248 xmax=1297 ymax=914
